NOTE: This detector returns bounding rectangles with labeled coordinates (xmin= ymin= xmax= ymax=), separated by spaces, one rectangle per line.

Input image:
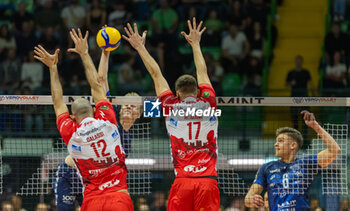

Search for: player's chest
xmin=266 ymin=164 xmax=306 ymax=189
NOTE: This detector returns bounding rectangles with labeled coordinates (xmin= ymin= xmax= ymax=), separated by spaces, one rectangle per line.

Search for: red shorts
xmin=81 ymin=191 xmax=134 ymax=211
xmin=167 ymin=177 xmax=220 ymax=211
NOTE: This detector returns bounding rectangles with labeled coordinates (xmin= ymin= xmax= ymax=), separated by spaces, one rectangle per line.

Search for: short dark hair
xmin=276 ymin=127 xmax=303 ymax=150
xmin=175 ymin=75 xmax=198 ymax=95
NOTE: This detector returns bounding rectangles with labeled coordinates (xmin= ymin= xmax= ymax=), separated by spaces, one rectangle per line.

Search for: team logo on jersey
xmin=143 ymin=99 xmax=161 ymax=118
xmin=101 ymin=105 xmax=109 ymax=110
xmin=169 ymin=118 xmax=178 ymax=127
xmin=202 ymin=91 xmax=210 ymax=98
xmin=72 ymin=144 xmax=81 ymax=152
xmin=112 ymin=130 xmax=119 ymax=139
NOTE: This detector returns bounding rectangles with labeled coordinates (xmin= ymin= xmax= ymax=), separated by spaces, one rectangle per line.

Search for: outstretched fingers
xmin=187 ymin=19 xmax=193 ymax=31
xmin=127 ymin=23 xmax=134 ymax=35
xmin=124 ymin=26 xmax=132 ymax=38
xmin=192 ymin=17 xmax=197 ymax=30
xmin=133 ymin=23 xmax=139 ymax=35
xmin=84 ymin=30 xmax=89 ymax=40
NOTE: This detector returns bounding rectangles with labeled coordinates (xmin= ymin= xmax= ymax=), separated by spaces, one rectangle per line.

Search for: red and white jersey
xmin=57 ymin=100 xmax=127 ymax=199
xmin=159 ymin=84 xmax=218 ymax=178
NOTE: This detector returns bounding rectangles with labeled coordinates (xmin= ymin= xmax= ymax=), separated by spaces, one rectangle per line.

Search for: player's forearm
xmin=49 ymin=66 xmax=64 ymax=109
xmin=137 ymin=46 xmax=162 ymax=79
xmin=80 ymin=53 xmax=104 ymax=91
xmin=313 ymin=124 xmax=341 ymax=155
xmin=98 ymin=51 xmax=110 ymax=93
xmin=191 ymin=43 xmax=208 ymax=81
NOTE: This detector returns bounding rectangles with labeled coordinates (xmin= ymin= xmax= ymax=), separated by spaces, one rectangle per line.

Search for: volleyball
xmin=96 ymin=27 xmax=121 ymax=51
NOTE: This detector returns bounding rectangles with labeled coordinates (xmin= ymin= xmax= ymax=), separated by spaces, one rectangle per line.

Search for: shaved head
xmin=72 ymin=98 xmax=93 ymax=119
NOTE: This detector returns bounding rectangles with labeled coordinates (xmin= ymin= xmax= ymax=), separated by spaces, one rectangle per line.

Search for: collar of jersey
xmin=78 ymin=117 xmax=94 ymax=126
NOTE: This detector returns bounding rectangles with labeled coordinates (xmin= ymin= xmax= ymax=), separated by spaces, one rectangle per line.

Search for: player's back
xmin=57 ymin=100 xmax=127 ymax=199
xmin=159 ymin=84 xmax=219 ymax=178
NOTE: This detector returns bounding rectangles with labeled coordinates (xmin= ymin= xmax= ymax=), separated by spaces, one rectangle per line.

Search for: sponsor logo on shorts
xmin=99 ymin=178 xmax=120 ymax=190
xmin=184 ymin=165 xmax=207 ymax=173
xmin=62 ymin=195 xmax=76 ymax=204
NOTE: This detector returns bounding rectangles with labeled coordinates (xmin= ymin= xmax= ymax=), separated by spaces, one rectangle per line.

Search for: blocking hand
xmin=122 ymin=23 xmax=147 ymax=51
xmin=68 ymin=28 xmax=89 ymax=55
xmin=34 ymin=45 xmax=60 ymax=68
xmin=181 ymin=17 xmax=206 ymax=46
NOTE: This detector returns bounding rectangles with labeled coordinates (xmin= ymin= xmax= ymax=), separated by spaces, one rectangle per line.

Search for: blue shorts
xmin=53 ymin=175 xmax=83 ymax=211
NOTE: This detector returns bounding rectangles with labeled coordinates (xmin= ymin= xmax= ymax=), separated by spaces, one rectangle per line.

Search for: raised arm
xmin=181 ymin=17 xmax=211 ymax=86
xmin=98 ymin=50 xmax=110 ymax=94
xmin=301 ymin=110 xmax=341 ymax=167
xmin=97 ymin=25 xmax=111 ymax=95
xmin=244 ymin=184 xmax=264 ymax=208
xmin=68 ymin=29 xmax=106 ymax=103
xmin=34 ymin=45 xmax=68 ymax=117
xmin=123 ymin=23 xmax=170 ymax=96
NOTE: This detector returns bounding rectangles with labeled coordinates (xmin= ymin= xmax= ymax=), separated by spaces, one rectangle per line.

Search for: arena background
xmin=0 ymin=0 xmax=349 ymax=210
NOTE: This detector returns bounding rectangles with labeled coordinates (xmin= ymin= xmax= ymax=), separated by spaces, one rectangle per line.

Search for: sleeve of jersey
xmin=159 ymin=89 xmax=175 ymax=116
xmin=253 ymin=164 xmax=266 ymax=188
xmin=56 ymin=113 xmax=76 ymax=145
xmin=95 ymin=100 xmax=118 ymax=126
xmin=199 ymin=84 xmax=217 ymax=108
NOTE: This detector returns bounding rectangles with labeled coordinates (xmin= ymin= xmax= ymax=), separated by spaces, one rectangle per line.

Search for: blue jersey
xmin=254 ymin=155 xmax=320 ymax=211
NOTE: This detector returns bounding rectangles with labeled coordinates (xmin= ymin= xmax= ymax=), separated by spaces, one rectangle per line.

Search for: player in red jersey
xmin=123 ymin=18 xmax=220 ymax=211
xmin=34 ymin=28 xmax=133 ymax=211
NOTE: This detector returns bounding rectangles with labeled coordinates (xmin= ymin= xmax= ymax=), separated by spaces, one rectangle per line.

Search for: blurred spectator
xmin=87 ymin=0 xmax=106 ymax=35
xmin=21 ymin=50 xmax=43 ymax=91
xmin=132 ymin=0 xmax=150 ymax=20
xmin=177 ymin=0 xmax=206 ymax=21
xmin=36 ymin=203 xmax=49 ymax=211
xmin=204 ymin=53 xmax=224 ymax=94
xmin=108 ymin=2 xmax=128 ymax=32
xmin=340 ymin=198 xmax=349 ymax=211
xmin=221 ymin=24 xmax=250 ymax=73
xmin=225 ymin=197 xmax=244 ymax=211
xmin=333 ymin=0 xmax=347 ymax=21
xmin=243 ymin=56 xmax=262 ymax=96
xmin=324 ymin=22 xmax=348 ymax=63
xmin=324 ymin=51 xmax=347 ymax=95
xmin=246 ymin=0 xmax=268 ymax=26
xmin=1 ymin=201 xmax=14 ymax=211
xmin=37 ymin=27 xmax=60 ymax=53
xmin=117 ymin=55 xmax=144 ymax=94
xmin=0 ymin=48 xmax=21 ymax=93
xmin=149 ymin=191 xmax=166 ymax=211
xmin=61 ymin=0 xmax=86 ymax=29
xmin=12 ymin=1 xmax=34 ymax=33
xmin=286 ymin=55 xmax=313 ymax=97
xmin=0 ymin=24 xmax=16 ymax=59
xmin=310 ymin=198 xmax=321 ymax=211
xmin=247 ymin=22 xmax=264 ymax=59
xmin=226 ymin=0 xmax=246 ymax=26
xmin=203 ymin=9 xmax=223 ymax=46
xmin=136 ymin=197 xmax=149 ymax=211
xmin=15 ymin=20 xmax=36 ymax=58
xmin=23 ymin=87 xmax=44 ymax=133
xmin=286 ymin=55 xmax=312 ymax=145
xmin=11 ymin=195 xmax=27 ymax=211
xmin=151 ymin=0 xmax=179 ymax=53
xmin=35 ymin=0 xmax=61 ymax=33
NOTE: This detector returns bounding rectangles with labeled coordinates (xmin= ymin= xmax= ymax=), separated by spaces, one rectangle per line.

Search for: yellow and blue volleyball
xmin=96 ymin=27 xmax=121 ymax=51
